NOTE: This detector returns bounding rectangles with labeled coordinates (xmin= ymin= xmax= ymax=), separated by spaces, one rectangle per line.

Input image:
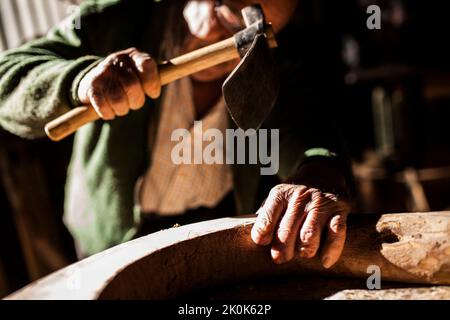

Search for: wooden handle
xmin=45 ymin=37 xmax=240 ymax=141
xmin=159 ymin=37 xmax=239 ymax=85
xmin=45 ymin=106 xmax=99 ymax=141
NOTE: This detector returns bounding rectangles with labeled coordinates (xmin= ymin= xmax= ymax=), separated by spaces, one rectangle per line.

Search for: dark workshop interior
xmin=1 ymin=0 xmax=450 ymax=300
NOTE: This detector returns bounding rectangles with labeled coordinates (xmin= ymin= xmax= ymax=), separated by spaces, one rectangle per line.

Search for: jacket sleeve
xmin=0 ymin=0 xmax=137 ymax=139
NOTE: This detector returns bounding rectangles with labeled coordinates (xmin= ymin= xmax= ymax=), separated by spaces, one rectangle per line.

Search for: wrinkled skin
xmin=77 ymin=47 xmax=160 ymax=120
xmin=78 ymin=0 xmax=300 ymax=117
xmin=77 ymin=0 xmax=352 ymax=268
xmin=251 ymin=161 xmax=352 ymax=268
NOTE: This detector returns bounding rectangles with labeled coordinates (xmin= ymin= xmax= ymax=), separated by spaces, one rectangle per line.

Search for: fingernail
xmin=252 ymin=234 xmax=270 ymax=246
xmin=322 ymin=256 xmax=333 ymax=269
xmin=271 ymin=250 xmax=285 ymax=264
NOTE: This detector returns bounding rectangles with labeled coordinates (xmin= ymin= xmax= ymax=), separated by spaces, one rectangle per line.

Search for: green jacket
xmin=0 ymin=0 xmax=352 ymax=256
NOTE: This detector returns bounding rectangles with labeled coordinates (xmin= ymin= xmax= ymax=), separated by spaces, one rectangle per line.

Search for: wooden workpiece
xmin=326 ymin=286 xmax=450 ymax=300
xmin=6 ymin=212 xmax=450 ymax=300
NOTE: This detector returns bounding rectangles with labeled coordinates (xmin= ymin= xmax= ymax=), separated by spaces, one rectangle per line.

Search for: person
xmin=0 ymin=0 xmax=353 ymax=269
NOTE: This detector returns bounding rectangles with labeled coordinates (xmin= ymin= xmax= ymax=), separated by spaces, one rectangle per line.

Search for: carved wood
xmin=5 ymin=212 xmax=450 ymax=300
xmin=326 ymin=286 xmax=450 ymax=300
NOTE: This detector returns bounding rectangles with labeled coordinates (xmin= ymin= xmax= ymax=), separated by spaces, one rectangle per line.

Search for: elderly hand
xmin=251 ymin=161 xmax=351 ymax=269
xmin=78 ymin=48 xmax=161 ymax=120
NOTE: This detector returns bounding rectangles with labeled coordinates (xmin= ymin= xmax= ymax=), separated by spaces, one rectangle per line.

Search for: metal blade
xmin=223 ymin=33 xmax=279 ymax=130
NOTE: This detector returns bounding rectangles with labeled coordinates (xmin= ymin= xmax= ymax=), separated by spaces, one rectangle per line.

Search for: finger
xmin=270 ymin=188 xmax=310 ymax=264
xmin=130 ymin=50 xmax=161 ymax=99
xmin=251 ymin=185 xmax=286 ymax=246
xmin=298 ymin=191 xmax=335 ymax=259
xmin=104 ymin=72 xmax=129 ymax=117
xmin=114 ymin=58 xmax=146 ymax=110
xmin=320 ymin=213 xmax=348 ymax=269
xmin=88 ymin=86 xmax=115 ymax=120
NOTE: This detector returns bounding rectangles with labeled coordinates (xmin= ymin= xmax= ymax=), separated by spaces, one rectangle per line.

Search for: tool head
xmin=223 ymin=4 xmax=279 ymax=130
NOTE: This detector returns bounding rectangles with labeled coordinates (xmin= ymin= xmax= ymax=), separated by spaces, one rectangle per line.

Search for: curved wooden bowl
xmin=6 ymin=212 xmax=450 ymax=300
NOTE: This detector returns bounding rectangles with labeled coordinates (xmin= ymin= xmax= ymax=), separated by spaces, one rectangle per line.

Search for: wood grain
xmin=326 ymin=286 xmax=450 ymax=300
xmin=5 ymin=212 xmax=450 ymax=300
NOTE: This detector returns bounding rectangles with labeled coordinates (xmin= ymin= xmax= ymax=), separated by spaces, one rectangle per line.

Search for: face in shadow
xmin=182 ymin=0 xmax=299 ymax=82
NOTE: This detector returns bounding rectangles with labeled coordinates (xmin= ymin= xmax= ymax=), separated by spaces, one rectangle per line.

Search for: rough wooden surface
xmin=326 ymin=286 xmax=450 ymax=300
xmin=5 ymin=212 xmax=450 ymax=300
xmin=377 ymin=213 xmax=450 ymax=283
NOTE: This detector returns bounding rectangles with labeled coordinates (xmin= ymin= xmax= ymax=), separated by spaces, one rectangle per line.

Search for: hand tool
xmin=45 ymin=4 xmax=279 ymax=141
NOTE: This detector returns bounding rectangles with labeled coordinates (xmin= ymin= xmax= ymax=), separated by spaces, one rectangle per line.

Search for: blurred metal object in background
xmin=0 ymin=0 xmax=79 ymax=51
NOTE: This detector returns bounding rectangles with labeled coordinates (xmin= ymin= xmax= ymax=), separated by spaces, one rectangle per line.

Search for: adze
xmin=45 ymin=4 xmax=280 ymax=141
